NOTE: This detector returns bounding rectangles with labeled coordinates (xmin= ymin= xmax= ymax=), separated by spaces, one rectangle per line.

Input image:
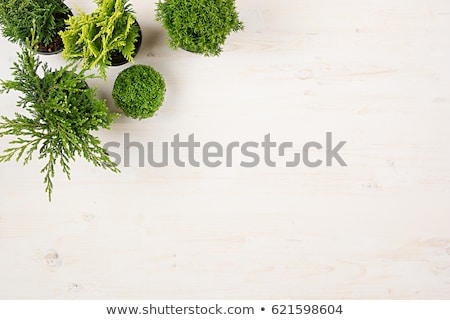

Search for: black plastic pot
xmin=110 ymin=21 xmax=143 ymax=66
xmin=36 ymin=34 xmax=65 ymax=55
xmin=180 ymin=46 xmax=199 ymax=54
xmin=37 ymin=7 xmax=73 ymax=55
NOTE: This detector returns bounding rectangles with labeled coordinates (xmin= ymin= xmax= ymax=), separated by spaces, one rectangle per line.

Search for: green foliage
xmin=0 ymin=43 xmax=119 ymax=201
xmin=112 ymin=65 xmax=166 ymax=119
xmin=0 ymin=0 xmax=69 ymax=47
xmin=156 ymin=0 xmax=244 ymax=56
xmin=60 ymin=0 xmax=140 ymax=79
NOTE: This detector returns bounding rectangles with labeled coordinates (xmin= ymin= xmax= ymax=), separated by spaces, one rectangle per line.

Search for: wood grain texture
xmin=0 ymin=0 xmax=449 ymax=299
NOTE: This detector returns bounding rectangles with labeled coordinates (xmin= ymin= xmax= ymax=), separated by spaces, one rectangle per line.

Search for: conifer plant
xmin=0 ymin=40 xmax=119 ymax=201
xmin=60 ymin=0 xmax=141 ymax=79
xmin=0 ymin=0 xmax=71 ymax=53
xmin=156 ymin=0 xmax=244 ymax=56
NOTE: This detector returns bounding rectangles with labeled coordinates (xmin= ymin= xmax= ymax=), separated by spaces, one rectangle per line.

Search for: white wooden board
xmin=0 ymin=0 xmax=449 ymax=299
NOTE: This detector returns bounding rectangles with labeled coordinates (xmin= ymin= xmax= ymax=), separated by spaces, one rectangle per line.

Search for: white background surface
xmin=0 ymin=0 xmax=449 ymax=299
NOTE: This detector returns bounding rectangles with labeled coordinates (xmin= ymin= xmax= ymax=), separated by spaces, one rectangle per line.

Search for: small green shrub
xmin=156 ymin=0 xmax=244 ymax=56
xmin=0 ymin=0 xmax=70 ymax=48
xmin=112 ymin=65 xmax=166 ymax=119
xmin=0 ymin=41 xmax=119 ymax=200
xmin=60 ymin=0 xmax=140 ymax=78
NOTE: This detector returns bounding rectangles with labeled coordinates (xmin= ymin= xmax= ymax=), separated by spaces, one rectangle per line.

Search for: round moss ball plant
xmin=112 ymin=65 xmax=166 ymax=119
xmin=156 ymin=0 xmax=244 ymax=56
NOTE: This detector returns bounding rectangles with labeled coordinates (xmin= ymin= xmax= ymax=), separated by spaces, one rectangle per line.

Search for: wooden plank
xmin=0 ymin=0 xmax=449 ymax=299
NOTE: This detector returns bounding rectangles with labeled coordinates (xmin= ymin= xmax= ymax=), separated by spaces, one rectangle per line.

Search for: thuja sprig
xmin=0 ymin=0 xmax=70 ymax=47
xmin=60 ymin=0 xmax=139 ymax=78
xmin=0 ymin=38 xmax=119 ymax=201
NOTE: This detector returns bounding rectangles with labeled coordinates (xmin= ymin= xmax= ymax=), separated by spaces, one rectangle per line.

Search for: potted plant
xmin=60 ymin=0 xmax=142 ymax=79
xmin=112 ymin=65 xmax=166 ymax=119
xmin=0 ymin=40 xmax=119 ymax=201
xmin=155 ymin=0 xmax=244 ymax=56
xmin=0 ymin=0 xmax=72 ymax=54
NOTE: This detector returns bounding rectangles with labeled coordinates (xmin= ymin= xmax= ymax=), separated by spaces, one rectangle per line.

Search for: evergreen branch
xmin=0 ymin=0 xmax=70 ymax=46
xmin=0 ymin=40 xmax=119 ymax=201
xmin=60 ymin=0 xmax=139 ymax=79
